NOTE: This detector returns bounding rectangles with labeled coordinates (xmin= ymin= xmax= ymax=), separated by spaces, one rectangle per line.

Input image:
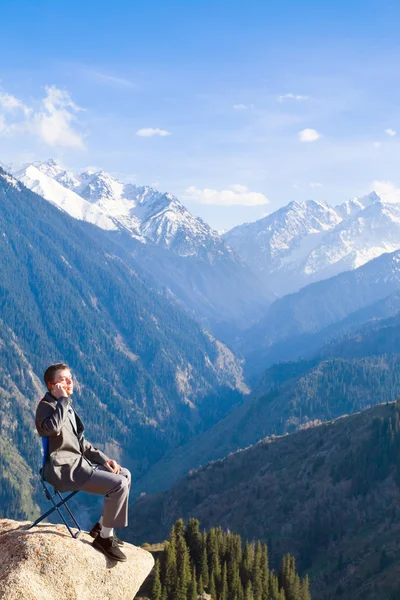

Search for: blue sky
xmin=1 ymin=0 xmax=400 ymax=229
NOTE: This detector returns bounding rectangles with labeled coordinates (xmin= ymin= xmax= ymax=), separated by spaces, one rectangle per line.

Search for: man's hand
xmin=51 ymin=383 xmax=69 ymax=399
xmin=103 ymin=459 xmax=122 ymax=474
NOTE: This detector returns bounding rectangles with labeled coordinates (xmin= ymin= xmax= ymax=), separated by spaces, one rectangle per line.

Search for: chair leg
xmin=29 ymin=487 xmax=82 ymax=539
xmin=54 ymin=491 xmax=82 ymax=539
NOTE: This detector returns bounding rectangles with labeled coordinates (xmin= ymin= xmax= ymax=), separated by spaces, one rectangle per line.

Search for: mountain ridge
xmin=10 ymin=160 xmax=272 ymax=332
xmin=224 ymin=191 xmax=400 ymax=296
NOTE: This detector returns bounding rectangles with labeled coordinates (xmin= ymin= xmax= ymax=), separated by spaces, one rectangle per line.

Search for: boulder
xmin=0 ymin=519 xmax=154 ymax=600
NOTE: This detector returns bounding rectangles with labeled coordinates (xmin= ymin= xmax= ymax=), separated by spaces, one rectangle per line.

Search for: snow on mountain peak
xmin=225 ymin=187 xmax=400 ymax=296
xmin=0 ymin=168 xmax=20 ymax=190
xmin=9 ymin=160 xmax=233 ymax=261
xmin=13 ymin=164 xmax=117 ymax=231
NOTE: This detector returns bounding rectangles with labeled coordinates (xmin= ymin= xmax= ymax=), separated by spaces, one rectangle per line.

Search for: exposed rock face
xmin=0 ymin=519 xmax=154 ymax=600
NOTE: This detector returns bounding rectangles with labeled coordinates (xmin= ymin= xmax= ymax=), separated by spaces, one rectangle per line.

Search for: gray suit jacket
xmin=35 ymin=392 xmax=110 ymax=492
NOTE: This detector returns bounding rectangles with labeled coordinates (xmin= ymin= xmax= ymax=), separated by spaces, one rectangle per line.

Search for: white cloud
xmin=232 ymin=104 xmax=255 ymax=110
xmin=0 ymin=85 xmax=85 ymax=149
xmin=385 ymin=128 xmax=396 ymax=137
xmin=0 ymin=92 xmax=30 ymax=116
xmin=32 ymin=86 xmax=85 ymax=148
xmin=184 ymin=184 xmax=269 ymax=206
xmin=310 ymin=182 xmax=323 ymax=188
xmin=279 ymin=93 xmax=309 ymax=102
xmin=136 ymin=128 xmax=171 ymax=137
xmin=298 ymin=128 xmax=320 ymax=142
xmin=372 ymin=141 xmax=381 ymax=148
xmin=371 ymin=180 xmax=400 ymax=203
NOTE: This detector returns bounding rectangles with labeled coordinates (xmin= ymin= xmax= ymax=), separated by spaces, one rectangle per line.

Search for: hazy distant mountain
xmin=241 ymin=248 xmax=400 ymax=375
xmin=11 ymin=160 xmax=271 ymax=332
xmin=224 ymin=192 xmax=400 ymax=295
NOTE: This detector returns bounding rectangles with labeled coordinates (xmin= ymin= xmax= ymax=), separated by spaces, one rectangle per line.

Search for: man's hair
xmin=44 ymin=363 xmax=70 ymax=389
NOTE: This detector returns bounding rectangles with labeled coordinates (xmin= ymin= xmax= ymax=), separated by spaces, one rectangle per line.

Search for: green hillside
xmin=133 ymin=352 xmax=400 ymax=494
xmin=127 ymin=401 xmax=400 ymax=600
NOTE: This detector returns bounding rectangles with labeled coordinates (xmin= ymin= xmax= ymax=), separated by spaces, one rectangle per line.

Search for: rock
xmin=0 ymin=519 xmax=154 ymax=600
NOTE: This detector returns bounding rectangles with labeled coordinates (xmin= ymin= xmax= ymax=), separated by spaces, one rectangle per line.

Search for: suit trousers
xmin=80 ymin=466 xmax=131 ymax=528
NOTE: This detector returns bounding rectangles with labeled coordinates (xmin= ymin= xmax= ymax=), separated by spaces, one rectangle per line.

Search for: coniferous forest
xmin=146 ymin=518 xmax=311 ymax=600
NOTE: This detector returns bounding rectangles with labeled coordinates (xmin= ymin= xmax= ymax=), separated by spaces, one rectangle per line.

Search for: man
xmin=35 ymin=363 xmax=131 ymax=562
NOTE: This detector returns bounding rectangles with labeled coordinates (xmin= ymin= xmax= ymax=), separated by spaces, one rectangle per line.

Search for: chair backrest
xmin=41 ymin=436 xmax=49 ymax=471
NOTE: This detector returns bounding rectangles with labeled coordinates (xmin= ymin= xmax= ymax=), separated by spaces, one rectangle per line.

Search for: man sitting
xmin=35 ymin=363 xmax=131 ymax=562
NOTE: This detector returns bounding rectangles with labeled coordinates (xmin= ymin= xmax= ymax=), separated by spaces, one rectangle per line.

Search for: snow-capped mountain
xmin=10 ymin=160 xmax=271 ymax=331
xmin=224 ymin=192 xmax=400 ymax=296
xmin=14 ymin=163 xmax=117 ymax=231
xmin=15 ymin=160 xmax=235 ymax=260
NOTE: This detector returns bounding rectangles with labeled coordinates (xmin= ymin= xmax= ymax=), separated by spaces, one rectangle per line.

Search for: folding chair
xmin=28 ymin=437 xmax=82 ymax=539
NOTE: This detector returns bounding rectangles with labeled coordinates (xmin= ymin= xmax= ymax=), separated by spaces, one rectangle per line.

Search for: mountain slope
xmin=132 ymin=350 xmax=400 ymax=495
xmin=0 ymin=167 xmax=249 ymax=519
xmin=132 ymin=307 xmax=400 ymax=494
xmin=127 ymin=401 xmax=400 ymax=600
xmin=242 ymin=289 xmax=400 ymax=370
xmin=241 ymin=248 xmax=400 ymax=375
xmin=13 ymin=160 xmax=271 ymax=332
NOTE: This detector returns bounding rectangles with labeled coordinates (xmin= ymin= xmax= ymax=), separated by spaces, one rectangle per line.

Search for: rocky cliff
xmin=0 ymin=519 xmax=154 ymax=600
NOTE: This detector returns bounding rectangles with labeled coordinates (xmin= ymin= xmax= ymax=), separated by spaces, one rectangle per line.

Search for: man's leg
xmin=80 ymin=466 xmax=131 ymax=529
xmin=80 ymin=467 xmax=131 ymax=562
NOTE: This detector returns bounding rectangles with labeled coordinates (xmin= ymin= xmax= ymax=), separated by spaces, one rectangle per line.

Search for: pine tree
xmin=269 ymin=572 xmax=282 ymax=600
xmin=185 ymin=517 xmax=203 ymax=570
xmin=251 ymin=541 xmax=263 ymax=600
xmin=242 ymin=542 xmax=254 ymax=584
xmin=188 ymin=566 xmax=198 ymax=600
xmin=220 ymin=562 xmax=228 ymax=600
xmin=245 ymin=580 xmax=254 ymax=600
xmin=209 ymin=572 xmax=217 ymax=600
xmin=261 ymin=544 xmax=270 ymax=599
xmin=300 ymin=575 xmax=311 ymax=600
xmin=198 ymin=574 xmax=204 ymax=597
xmin=174 ymin=518 xmax=185 ymax=541
xmin=155 ymin=520 xmax=309 ymax=600
xmin=280 ymin=554 xmax=301 ymax=600
xmin=164 ymin=538 xmax=177 ymax=600
xmin=176 ymin=533 xmax=191 ymax=600
xmin=151 ymin=559 xmax=163 ymax=600
xmin=231 ymin=567 xmax=244 ymax=600
xmin=208 ymin=529 xmax=221 ymax=582
xmin=201 ymin=544 xmax=209 ymax=587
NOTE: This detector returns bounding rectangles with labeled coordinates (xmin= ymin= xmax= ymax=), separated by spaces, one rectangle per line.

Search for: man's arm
xmin=82 ymin=438 xmax=110 ymax=466
xmin=82 ymin=439 xmax=121 ymax=473
xmin=35 ymin=396 xmax=71 ymax=437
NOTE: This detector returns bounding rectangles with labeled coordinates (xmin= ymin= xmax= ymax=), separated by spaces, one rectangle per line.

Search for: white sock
xmin=100 ymin=526 xmax=114 ymax=538
xmin=99 ymin=516 xmax=103 ymax=526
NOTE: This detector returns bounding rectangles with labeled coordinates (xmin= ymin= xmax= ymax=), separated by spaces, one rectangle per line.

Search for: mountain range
xmin=0 ymin=167 xmax=249 ymax=519
xmin=239 ymin=247 xmax=400 ymax=376
xmin=3 ymin=156 xmax=400 ymax=598
xmin=9 ymin=160 xmax=272 ymax=335
xmin=224 ymin=192 xmax=400 ymax=296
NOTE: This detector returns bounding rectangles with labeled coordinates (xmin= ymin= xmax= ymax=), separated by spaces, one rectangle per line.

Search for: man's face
xmin=49 ymin=368 xmax=74 ymax=396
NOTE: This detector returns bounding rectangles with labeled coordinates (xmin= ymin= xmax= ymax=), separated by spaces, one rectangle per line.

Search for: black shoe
xmin=89 ymin=522 xmax=124 ymax=545
xmin=92 ymin=534 xmax=127 ymax=562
